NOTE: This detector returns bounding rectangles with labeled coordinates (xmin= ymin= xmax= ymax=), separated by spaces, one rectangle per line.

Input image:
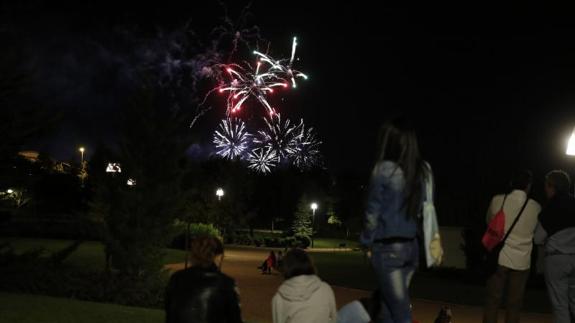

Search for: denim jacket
xmin=360 ymin=161 xmax=418 ymax=247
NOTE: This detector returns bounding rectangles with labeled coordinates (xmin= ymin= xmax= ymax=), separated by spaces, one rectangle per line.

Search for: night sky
xmin=4 ymin=1 xmax=575 ymax=210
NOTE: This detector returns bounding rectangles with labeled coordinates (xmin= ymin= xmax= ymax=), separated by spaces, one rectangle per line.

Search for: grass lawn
xmin=312 ymin=238 xmax=361 ymax=249
xmin=0 ymin=292 xmax=163 ymax=323
xmin=1 ymin=238 xmax=187 ymax=270
xmin=0 ymin=238 xmax=551 ymax=314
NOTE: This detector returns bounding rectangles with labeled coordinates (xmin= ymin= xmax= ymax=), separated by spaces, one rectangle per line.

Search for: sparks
xmin=247 ymin=147 xmax=279 ymax=173
xmin=213 ymin=118 xmax=251 ymax=160
xmin=211 ymin=37 xmax=308 ymax=116
xmin=290 ymin=122 xmax=322 ymax=170
xmin=254 ymin=114 xmax=302 ymax=162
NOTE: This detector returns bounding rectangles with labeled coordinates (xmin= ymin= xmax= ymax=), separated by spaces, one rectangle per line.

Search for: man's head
xmin=545 ymin=170 xmax=571 ymax=199
xmin=510 ymin=169 xmax=533 ymax=193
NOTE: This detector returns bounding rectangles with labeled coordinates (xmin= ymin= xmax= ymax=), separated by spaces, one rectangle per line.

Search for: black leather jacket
xmin=165 ymin=264 xmax=242 ymax=323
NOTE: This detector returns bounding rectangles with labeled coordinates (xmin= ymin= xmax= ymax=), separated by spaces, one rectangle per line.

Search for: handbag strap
xmin=499 ymin=194 xmax=508 ymax=210
xmin=424 ymin=163 xmax=433 ymax=202
xmin=501 ymin=195 xmax=530 ymax=244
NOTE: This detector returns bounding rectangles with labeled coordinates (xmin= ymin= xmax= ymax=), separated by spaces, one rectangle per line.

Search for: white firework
xmin=291 ymin=124 xmax=322 ymax=170
xmin=213 ymin=118 xmax=251 ymax=159
xmin=254 ymin=114 xmax=302 ymax=162
xmin=247 ymin=147 xmax=279 ymax=173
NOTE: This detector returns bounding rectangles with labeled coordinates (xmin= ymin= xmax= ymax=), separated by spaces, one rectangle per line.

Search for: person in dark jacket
xmin=534 ymin=170 xmax=575 ymax=323
xmin=165 ymin=235 xmax=242 ymax=323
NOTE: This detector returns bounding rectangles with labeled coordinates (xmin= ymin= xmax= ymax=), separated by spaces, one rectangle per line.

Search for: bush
xmin=283 ymin=236 xmax=297 ymax=248
xmin=170 ymin=222 xmax=221 ymax=249
xmin=295 ymin=235 xmax=311 ymax=249
xmin=225 ymin=233 xmax=252 ymax=246
xmin=0 ymin=246 xmax=168 ymax=308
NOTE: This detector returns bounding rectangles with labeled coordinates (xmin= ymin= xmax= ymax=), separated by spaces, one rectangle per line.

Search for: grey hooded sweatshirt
xmin=272 ymin=274 xmax=337 ymax=323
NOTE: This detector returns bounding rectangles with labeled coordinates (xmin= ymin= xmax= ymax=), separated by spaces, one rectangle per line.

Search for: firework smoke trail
xmin=213 ymin=118 xmax=251 ymax=159
xmin=247 ymin=147 xmax=279 ymax=173
xmin=213 ymin=37 xmax=307 ymax=116
xmin=212 ymin=1 xmax=263 ymax=61
xmin=254 ymin=114 xmax=302 ymax=162
xmin=290 ymin=123 xmax=322 ymax=170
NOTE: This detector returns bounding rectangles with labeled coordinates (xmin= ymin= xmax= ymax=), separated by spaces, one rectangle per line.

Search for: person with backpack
xmin=482 ymin=170 xmax=541 ymax=323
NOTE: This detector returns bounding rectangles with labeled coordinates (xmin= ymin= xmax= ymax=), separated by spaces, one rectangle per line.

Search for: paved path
xmin=167 ymin=247 xmax=552 ymax=323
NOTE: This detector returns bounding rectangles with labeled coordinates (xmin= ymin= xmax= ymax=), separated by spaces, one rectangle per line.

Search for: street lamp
xmin=567 ymin=128 xmax=575 ymax=156
xmin=79 ymin=147 xmax=85 ymax=164
xmin=6 ymin=189 xmax=13 ymax=194
xmin=310 ymin=202 xmax=318 ymax=248
xmin=78 ymin=147 xmax=86 ymax=187
xmin=216 ymin=188 xmax=225 ymax=201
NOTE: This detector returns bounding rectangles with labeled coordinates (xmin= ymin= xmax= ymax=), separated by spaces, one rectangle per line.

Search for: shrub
xmin=295 ymin=235 xmax=311 ymax=249
xmin=170 ymin=222 xmax=221 ymax=249
xmin=0 ymin=241 xmax=168 ymax=308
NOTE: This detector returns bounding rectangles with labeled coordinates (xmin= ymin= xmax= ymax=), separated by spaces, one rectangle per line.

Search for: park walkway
xmin=166 ymin=247 xmax=552 ymax=323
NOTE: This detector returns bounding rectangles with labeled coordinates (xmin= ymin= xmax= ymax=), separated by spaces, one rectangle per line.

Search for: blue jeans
xmin=371 ymin=239 xmax=419 ymax=323
xmin=544 ymin=254 xmax=575 ymax=323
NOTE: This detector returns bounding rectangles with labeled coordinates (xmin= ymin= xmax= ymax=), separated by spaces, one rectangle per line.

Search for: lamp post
xmin=310 ymin=202 xmax=318 ymax=248
xmin=216 ymin=188 xmax=225 ymax=201
xmin=79 ymin=147 xmax=86 ymax=187
xmin=566 ymin=128 xmax=575 ymax=194
xmin=79 ymin=147 xmax=85 ymax=164
xmin=567 ymin=128 xmax=575 ymax=156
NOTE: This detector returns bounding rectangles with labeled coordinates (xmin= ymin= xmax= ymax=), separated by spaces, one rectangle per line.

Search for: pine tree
xmin=292 ymin=196 xmax=313 ymax=239
xmin=90 ymin=83 xmax=193 ymax=276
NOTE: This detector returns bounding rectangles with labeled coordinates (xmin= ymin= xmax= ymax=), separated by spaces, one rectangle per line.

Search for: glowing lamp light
xmin=568 ymin=128 xmax=575 ymax=156
xmin=6 ymin=189 xmax=14 ymax=194
xmin=310 ymin=202 xmax=318 ymax=211
xmin=216 ymin=188 xmax=224 ymax=201
xmin=79 ymin=147 xmax=85 ymax=153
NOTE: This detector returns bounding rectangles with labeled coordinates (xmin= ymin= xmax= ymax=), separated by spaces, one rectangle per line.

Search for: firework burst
xmin=291 ymin=124 xmax=322 ymax=170
xmin=247 ymin=147 xmax=279 ymax=173
xmin=213 ymin=37 xmax=308 ymax=116
xmin=213 ymin=118 xmax=251 ymax=159
xmin=254 ymin=114 xmax=302 ymax=162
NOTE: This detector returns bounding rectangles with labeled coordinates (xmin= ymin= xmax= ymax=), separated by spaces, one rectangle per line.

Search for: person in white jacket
xmin=272 ymin=248 xmax=337 ymax=323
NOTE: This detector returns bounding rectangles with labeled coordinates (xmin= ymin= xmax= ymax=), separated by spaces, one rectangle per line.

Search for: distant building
xmin=17 ymin=150 xmax=72 ymax=174
xmin=18 ymin=150 xmax=39 ymax=162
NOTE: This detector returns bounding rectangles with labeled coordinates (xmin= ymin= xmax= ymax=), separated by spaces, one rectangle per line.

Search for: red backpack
xmin=482 ymin=195 xmax=507 ymax=252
